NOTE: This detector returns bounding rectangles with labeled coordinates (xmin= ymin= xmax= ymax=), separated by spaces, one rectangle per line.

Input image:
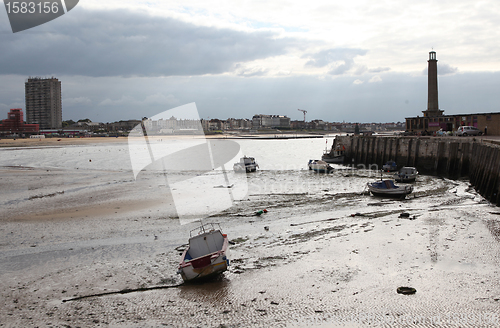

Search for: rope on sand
xmin=62 ymin=283 xmax=184 ymax=302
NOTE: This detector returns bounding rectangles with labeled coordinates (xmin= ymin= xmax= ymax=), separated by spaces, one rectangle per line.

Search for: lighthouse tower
xmin=423 ymin=51 xmax=444 ymax=117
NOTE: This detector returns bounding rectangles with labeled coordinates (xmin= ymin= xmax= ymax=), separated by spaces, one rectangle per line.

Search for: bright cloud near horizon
xmin=1 ymin=0 xmax=500 ymax=123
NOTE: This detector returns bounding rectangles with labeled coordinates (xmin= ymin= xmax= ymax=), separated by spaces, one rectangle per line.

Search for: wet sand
xmin=1 ymin=165 xmax=500 ymax=327
xmin=0 ymin=134 xmax=251 ymax=149
xmin=0 ymin=135 xmax=230 ymax=149
xmin=2 ymin=134 xmax=500 ymax=149
xmin=0 ymin=136 xmax=131 ymax=148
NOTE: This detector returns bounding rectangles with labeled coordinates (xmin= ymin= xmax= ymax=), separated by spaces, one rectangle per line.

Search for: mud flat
xmin=1 ymin=151 xmax=500 ymax=327
xmin=0 ymin=137 xmax=132 ymax=148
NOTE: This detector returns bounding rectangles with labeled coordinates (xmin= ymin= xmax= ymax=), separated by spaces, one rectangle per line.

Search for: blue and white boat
xmin=367 ymin=179 xmax=413 ymax=198
xmin=382 ymin=161 xmax=398 ymax=172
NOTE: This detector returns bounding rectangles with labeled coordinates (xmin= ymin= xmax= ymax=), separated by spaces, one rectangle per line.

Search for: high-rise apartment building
xmin=25 ymin=77 xmax=62 ymax=129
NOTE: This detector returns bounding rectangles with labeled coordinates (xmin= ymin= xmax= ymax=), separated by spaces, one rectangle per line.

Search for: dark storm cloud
xmin=0 ymin=8 xmax=304 ymax=77
xmin=303 ymin=48 xmax=368 ymax=75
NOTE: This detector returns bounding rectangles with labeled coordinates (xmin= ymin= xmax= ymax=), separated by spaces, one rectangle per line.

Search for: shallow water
xmin=1 ymin=138 xmax=500 ymax=327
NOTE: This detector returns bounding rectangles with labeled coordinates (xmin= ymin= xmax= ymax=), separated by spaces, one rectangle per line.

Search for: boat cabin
xmin=185 ymin=230 xmax=225 ymax=261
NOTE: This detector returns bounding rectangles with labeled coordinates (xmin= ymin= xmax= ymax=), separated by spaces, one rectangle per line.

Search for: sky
xmin=1 ymin=0 xmax=500 ymax=123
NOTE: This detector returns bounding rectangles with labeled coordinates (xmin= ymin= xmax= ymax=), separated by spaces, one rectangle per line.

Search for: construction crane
xmin=298 ymin=109 xmax=307 ymax=122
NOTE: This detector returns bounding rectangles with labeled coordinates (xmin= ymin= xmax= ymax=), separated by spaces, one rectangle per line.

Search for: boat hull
xmin=321 ymin=155 xmax=345 ymax=164
xmin=367 ymin=181 xmax=413 ymax=199
xmin=308 ymin=160 xmax=334 ymax=173
xmin=179 ymin=253 xmax=229 ymax=282
xmin=234 ymin=163 xmax=257 ymax=172
xmin=394 ymin=176 xmax=417 ymax=183
xmin=368 ymin=188 xmax=411 ymax=198
xmin=310 ymin=166 xmax=334 ymax=173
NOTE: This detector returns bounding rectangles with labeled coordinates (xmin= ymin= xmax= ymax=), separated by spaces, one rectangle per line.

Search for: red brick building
xmin=0 ymin=108 xmax=39 ymax=136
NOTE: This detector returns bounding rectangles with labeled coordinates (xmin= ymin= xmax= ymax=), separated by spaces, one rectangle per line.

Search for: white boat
xmin=308 ymin=159 xmax=334 ymax=173
xmin=233 ymin=156 xmax=258 ymax=172
xmin=367 ymin=179 xmax=413 ymax=199
xmin=177 ymin=223 xmax=229 ymax=282
xmin=394 ymin=167 xmax=418 ymax=183
xmin=321 ymin=143 xmax=345 ymax=163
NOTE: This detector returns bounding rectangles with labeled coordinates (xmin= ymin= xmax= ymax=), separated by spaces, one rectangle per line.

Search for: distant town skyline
xmin=1 ymin=1 xmax=500 ymax=124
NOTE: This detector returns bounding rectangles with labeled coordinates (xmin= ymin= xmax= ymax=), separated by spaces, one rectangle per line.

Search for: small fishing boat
xmin=382 ymin=161 xmax=398 ymax=172
xmin=322 ymin=143 xmax=345 ymax=164
xmin=233 ymin=156 xmax=258 ymax=172
xmin=308 ymin=159 xmax=334 ymax=173
xmin=394 ymin=167 xmax=418 ymax=183
xmin=177 ymin=223 xmax=230 ymax=282
xmin=367 ymin=179 xmax=413 ymax=199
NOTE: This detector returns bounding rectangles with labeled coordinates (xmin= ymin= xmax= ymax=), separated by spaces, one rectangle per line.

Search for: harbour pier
xmin=335 ymin=135 xmax=500 ymax=206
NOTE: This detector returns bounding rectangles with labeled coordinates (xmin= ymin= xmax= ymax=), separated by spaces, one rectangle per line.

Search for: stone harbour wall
xmin=335 ymin=135 xmax=500 ymax=206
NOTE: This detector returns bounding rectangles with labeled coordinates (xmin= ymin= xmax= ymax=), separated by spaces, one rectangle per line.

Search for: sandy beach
xmin=0 ymin=136 xmax=133 ymax=148
xmin=2 ymin=134 xmax=499 ymax=149
xmin=1 ymin=139 xmax=500 ymax=327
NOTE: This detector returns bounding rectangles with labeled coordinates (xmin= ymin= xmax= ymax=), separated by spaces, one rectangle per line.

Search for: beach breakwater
xmin=335 ymin=135 xmax=500 ymax=206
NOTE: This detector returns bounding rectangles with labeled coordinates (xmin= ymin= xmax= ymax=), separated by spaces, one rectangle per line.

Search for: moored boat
xmin=177 ymin=223 xmax=229 ymax=282
xmin=308 ymin=159 xmax=334 ymax=173
xmin=233 ymin=156 xmax=258 ymax=172
xmin=367 ymin=179 xmax=413 ymax=199
xmin=394 ymin=167 xmax=418 ymax=183
xmin=321 ymin=143 xmax=345 ymax=164
xmin=382 ymin=161 xmax=398 ymax=172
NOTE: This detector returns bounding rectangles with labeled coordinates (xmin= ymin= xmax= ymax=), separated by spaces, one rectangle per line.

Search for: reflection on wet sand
xmin=178 ymin=275 xmax=231 ymax=305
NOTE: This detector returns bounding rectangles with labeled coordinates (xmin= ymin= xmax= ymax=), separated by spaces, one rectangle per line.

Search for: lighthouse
xmin=423 ymin=51 xmax=444 ymax=117
xmin=405 ymin=50 xmax=497 ymax=136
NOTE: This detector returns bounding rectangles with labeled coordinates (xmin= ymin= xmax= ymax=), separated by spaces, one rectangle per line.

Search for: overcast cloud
xmin=0 ymin=8 xmax=308 ymax=77
xmin=1 ymin=1 xmax=500 ymax=123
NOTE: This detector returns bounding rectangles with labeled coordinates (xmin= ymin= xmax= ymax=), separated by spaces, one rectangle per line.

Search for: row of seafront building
xmin=0 ymin=109 xmax=405 ymax=137
xmin=74 ymin=116 xmax=403 ymax=135
xmin=142 ymin=115 xmax=404 ymax=134
xmin=141 ymin=114 xmax=296 ymax=133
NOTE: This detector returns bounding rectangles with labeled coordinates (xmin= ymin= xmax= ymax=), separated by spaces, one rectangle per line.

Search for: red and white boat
xmin=177 ymin=223 xmax=229 ymax=282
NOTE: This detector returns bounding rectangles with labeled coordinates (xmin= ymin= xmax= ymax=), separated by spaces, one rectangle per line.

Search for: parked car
xmin=455 ymin=126 xmax=482 ymax=136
